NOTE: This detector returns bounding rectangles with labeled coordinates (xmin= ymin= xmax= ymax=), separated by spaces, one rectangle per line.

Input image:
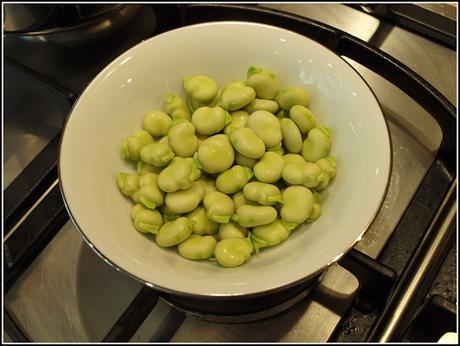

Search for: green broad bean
xmin=121 ymin=130 xmax=153 ymax=161
xmin=159 ymin=204 xmax=180 ymax=222
xmin=230 ymin=127 xmax=265 ymax=159
xmin=130 ymin=204 xmax=163 ymax=234
xmin=246 ymin=110 xmax=282 ymax=148
xmin=168 ymin=121 xmax=199 ymax=158
xmin=243 ymin=182 xmax=283 ymax=206
xmin=164 ymin=94 xmax=190 ymax=122
xmin=216 ymin=165 xmax=253 ymax=194
xmin=282 ymin=161 xmax=328 ymax=188
xmin=184 ymin=75 xmax=218 ymax=103
xmin=302 ymin=126 xmax=332 ymax=162
xmin=235 ymin=152 xmax=258 ymax=169
xmin=117 ymin=173 xmax=140 ymax=197
xmin=157 ymin=157 xmax=201 ymax=192
xmin=139 ymin=143 xmax=175 ymax=167
xmin=245 ymin=66 xmax=281 ymax=100
xmin=280 ymin=118 xmax=303 ymax=153
xmin=196 ymin=175 xmax=217 ymax=194
xmin=156 ymin=217 xmax=193 ymax=247
xmin=188 ymin=206 xmax=219 ymax=235
xmin=165 ymin=182 xmax=205 ymax=214
xmin=218 ymin=222 xmax=248 ymax=239
xmin=195 ymin=135 xmax=235 ymax=174
xmin=315 ymin=156 xmax=337 ymax=191
xmin=191 ymin=106 xmax=231 ymax=135
xmin=137 ymin=173 xmax=164 ymax=209
xmin=158 ymin=135 xmax=169 ymax=145
xmin=251 ymin=219 xmax=290 ymax=251
xmin=178 ymin=234 xmax=217 ymax=260
xmin=267 ymin=143 xmax=285 ymax=156
xmin=253 ymin=151 xmax=285 ymax=183
xmin=232 ymin=205 xmax=277 ymax=227
xmin=289 ymin=105 xmax=317 ymax=135
xmin=276 ymin=109 xmax=288 ymax=119
xmin=307 ymin=203 xmax=321 ymax=223
xmin=220 ymin=81 xmax=256 ymax=111
xmin=214 ymin=237 xmax=253 ymax=268
xmin=224 ymin=110 xmax=249 ymax=136
xmin=283 ymin=153 xmax=305 ymax=165
xmin=244 ymin=99 xmax=279 ymax=114
xmin=130 ymin=203 xmax=144 ymax=221
xmin=232 ymin=191 xmax=257 ymax=210
xmin=143 ymin=110 xmax=172 ymax=137
xmin=276 ymin=87 xmax=310 ymax=111
xmin=280 ymin=186 xmax=314 ymax=230
xmin=137 ymin=161 xmax=162 ymax=175
xmin=203 ymin=191 xmax=234 ymax=224
xmin=316 ymin=156 xmax=337 ymax=178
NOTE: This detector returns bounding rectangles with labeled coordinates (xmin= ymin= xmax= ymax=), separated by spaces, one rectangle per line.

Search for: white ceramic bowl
xmin=59 ymin=22 xmax=391 ymax=298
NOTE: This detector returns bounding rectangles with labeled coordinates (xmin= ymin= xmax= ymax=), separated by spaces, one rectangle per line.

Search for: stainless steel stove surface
xmin=3 ymin=3 xmax=457 ymax=343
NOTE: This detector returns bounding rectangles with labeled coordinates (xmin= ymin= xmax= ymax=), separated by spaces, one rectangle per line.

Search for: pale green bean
xmin=195 ymin=134 xmax=235 ymax=174
xmin=178 ymin=234 xmax=217 ymax=260
xmin=253 ymin=151 xmax=285 ymax=183
xmin=245 ymin=66 xmax=281 ymax=100
xmin=214 ymin=237 xmax=253 ymax=267
xmin=203 ymin=191 xmax=234 ymax=224
xmin=232 ymin=205 xmax=277 ymax=227
xmin=168 ymin=121 xmax=199 ymax=158
xmin=246 ymin=110 xmax=282 ymax=148
xmin=165 ymin=181 xmax=205 ymax=214
xmin=280 ymin=186 xmax=314 ymax=230
xmin=156 ymin=217 xmax=193 ymax=247
xmin=243 ymin=182 xmax=283 ymax=205
xmin=121 ymin=130 xmax=153 ymax=161
xmin=143 ymin=110 xmax=172 ymax=137
xmin=188 ymin=206 xmax=219 ymax=235
xmin=276 ymin=87 xmax=310 ymax=111
xmin=302 ymin=126 xmax=332 ymax=162
xmin=280 ymin=118 xmax=303 ymax=153
xmin=184 ymin=75 xmax=218 ymax=103
xmin=139 ymin=143 xmax=175 ymax=167
xmin=216 ymin=165 xmax=253 ymax=194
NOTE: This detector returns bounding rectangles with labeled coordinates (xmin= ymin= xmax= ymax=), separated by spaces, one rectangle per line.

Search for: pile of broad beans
xmin=117 ymin=66 xmax=337 ymax=268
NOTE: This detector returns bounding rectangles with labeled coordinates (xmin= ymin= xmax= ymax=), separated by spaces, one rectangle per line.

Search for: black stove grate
xmin=3 ymin=4 xmax=456 ymax=343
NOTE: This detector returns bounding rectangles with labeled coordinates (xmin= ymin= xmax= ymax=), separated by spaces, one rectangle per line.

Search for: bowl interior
xmin=59 ymin=21 xmax=391 ymax=297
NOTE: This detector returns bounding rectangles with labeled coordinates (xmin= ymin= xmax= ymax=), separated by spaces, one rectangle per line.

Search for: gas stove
xmin=3 ymin=3 xmax=457 ymax=343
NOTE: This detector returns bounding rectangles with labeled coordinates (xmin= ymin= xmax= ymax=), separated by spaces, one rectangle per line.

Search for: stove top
xmin=3 ymin=3 xmax=457 ymax=343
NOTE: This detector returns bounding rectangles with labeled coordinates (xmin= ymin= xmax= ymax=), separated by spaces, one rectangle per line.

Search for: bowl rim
xmin=58 ymin=20 xmax=393 ymax=300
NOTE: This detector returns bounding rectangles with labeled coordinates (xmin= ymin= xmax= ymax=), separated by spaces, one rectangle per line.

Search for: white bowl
xmin=59 ymin=21 xmax=391 ymax=298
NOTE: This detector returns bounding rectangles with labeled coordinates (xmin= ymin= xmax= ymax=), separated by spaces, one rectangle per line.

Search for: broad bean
xmin=276 ymin=87 xmax=310 ymax=111
xmin=165 ymin=182 xmax=205 ymax=214
xmin=216 ymin=165 xmax=253 ymax=194
xmin=246 ymin=110 xmax=282 ymax=148
xmin=315 ymin=156 xmax=337 ymax=190
xmin=137 ymin=161 xmax=162 ymax=175
xmin=307 ymin=203 xmax=321 ymax=223
xmin=214 ymin=237 xmax=253 ymax=267
xmin=302 ymin=126 xmax=332 ymax=162
xmin=157 ymin=157 xmax=201 ymax=192
xmin=220 ymin=81 xmax=256 ymax=111
xmin=280 ymin=186 xmax=314 ymax=230
xmin=156 ymin=217 xmax=193 ymax=247
xmin=243 ymin=182 xmax=283 ymax=205
xmin=218 ymin=222 xmax=248 ymax=239
xmin=191 ymin=106 xmax=231 ymax=135
xmin=235 ymin=152 xmax=258 ymax=169
xmin=196 ymin=175 xmax=217 ymax=194
xmin=143 ymin=110 xmax=172 ymax=137
xmin=178 ymin=234 xmax=217 ymax=260
xmin=253 ymin=151 xmax=284 ymax=183
xmin=244 ymin=99 xmax=279 ymax=114
xmin=251 ymin=219 xmax=290 ymax=251
xmin=130 ymin=203 xmax=163 ymax=234
xmin=289 ymin=105 xmax=316 ymax=135
xmin=137 ymin=173 xmax=164 ymax=209
xmin=121 ymin=130 xmax=153 ymax=161
xmin=282 ymin=153 xmax=305 ymax=165
xmin=232 ymin=205 xmax=277 ymax=227
xmin=195 ymin=135 xmax=235 ymax=174
xmin=232 ymin=191 xmax=257 ymax=210
xmin=117 ymin=173 xmax=140 ymax=197
xmin=245 ymin=66 xmax=281 ymax=100
xmin=139 ymin=143 xmax=175 ymax=167
xmin=184 ymin=75 xmax=218 ymax=103
xmin=230 ymin=127 xmax=265 ymax=159
xmin=188 ymin=206 xmax=219 ymax=235
xmin=168 ymin=121 xmax=199 ymax=158
xmin=203 ymin=191 xmax=234 ymax=224
xmin=282 ymin=161 xmax=328 ymax=188
xmin=224 ymin=110 xmax=249 ymax=136
xmin=280 ymin=118 xmax=303 ymax=153
xmin=164 ymin=94 xmax=190 ymax=122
